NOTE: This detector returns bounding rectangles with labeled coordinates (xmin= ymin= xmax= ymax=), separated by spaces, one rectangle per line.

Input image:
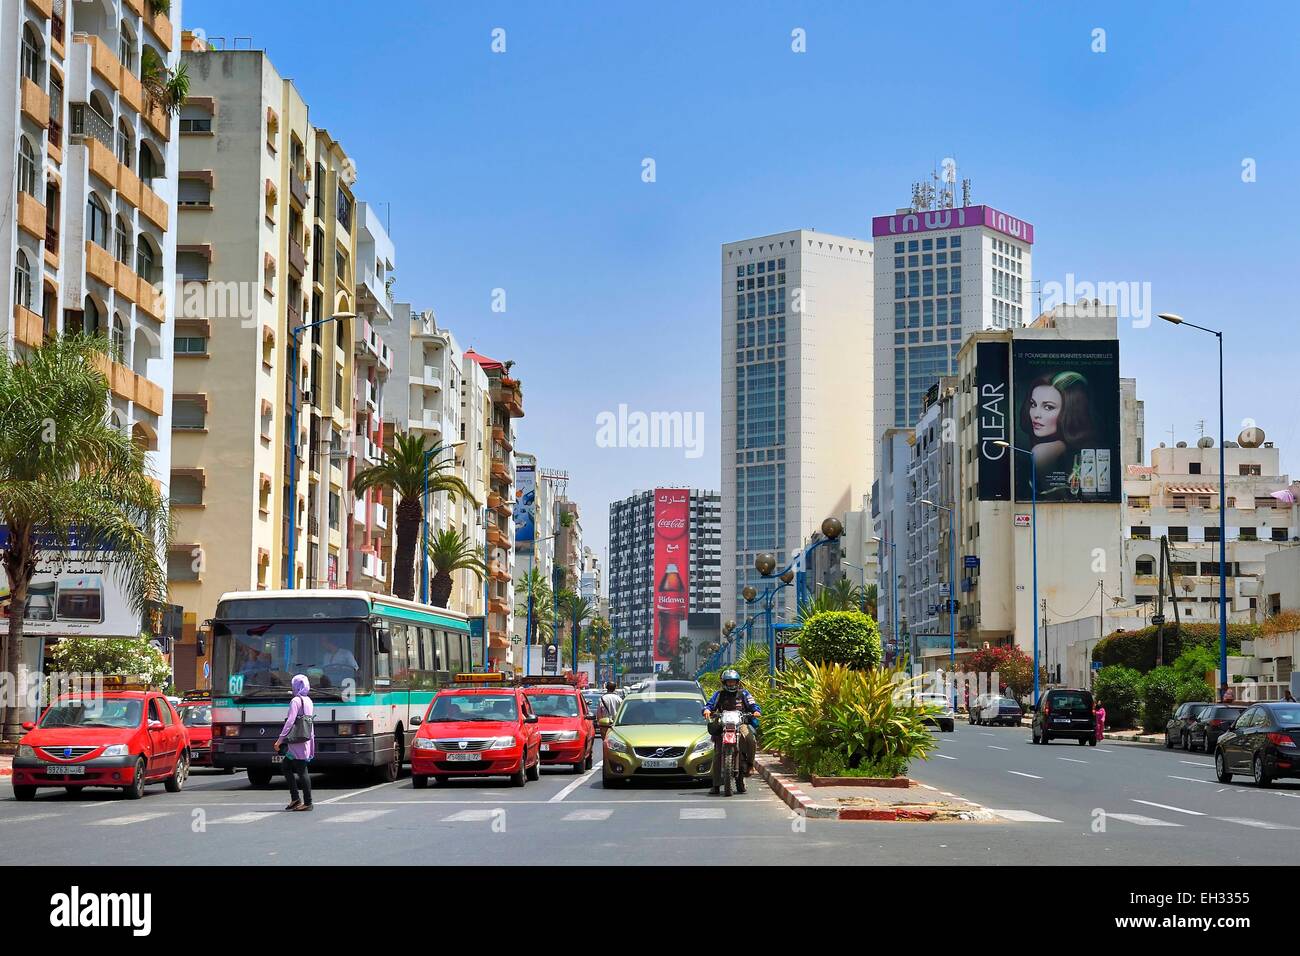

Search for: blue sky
xmin=188 ymin=1 xmax=1300 ymax=574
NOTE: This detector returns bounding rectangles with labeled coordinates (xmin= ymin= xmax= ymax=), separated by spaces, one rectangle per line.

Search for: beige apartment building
xmin=167 ymin=43 xmax=361 ymax=625
xmin=2 ymin=0 xmax=180 ymax=616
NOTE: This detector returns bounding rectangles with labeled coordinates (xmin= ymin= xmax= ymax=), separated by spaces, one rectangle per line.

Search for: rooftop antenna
xmin=1195 ymin=419 xmax=1206 ymax=441
xmin=962 ymin=178 xmax=972 ymax=207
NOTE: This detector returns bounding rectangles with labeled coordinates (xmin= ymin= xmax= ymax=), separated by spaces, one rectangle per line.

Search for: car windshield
xmin=528 ymin=693 xmax=579 ymax=717
xmin=1267 ymin=706 xmax=1300 ymax=726
xmin=427 ymin=694 xmax=518 ymax=722
xmin=998 ymin=698 xmax=1019 ymax=706
xmin=1051 ymin=692 xmax=1091 ymax=710
xmin=617 ymin=698 xmax=706 ymax=726
xmin=180 ymin=705 xmax=212 ymax=727
xmin=39 ymin=698 xmax=142 ymax=729
xmin=213 ymin=620 xmax=367 ymax=699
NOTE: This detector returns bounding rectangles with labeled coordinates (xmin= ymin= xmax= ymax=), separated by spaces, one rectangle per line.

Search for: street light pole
xmin=994 ymin=440 xmax=1040 ymax=707
xmin=287 ymin=313 xmax=353 ymax=589
xmin=1159 ymin=313 xmax=1228 ymax=697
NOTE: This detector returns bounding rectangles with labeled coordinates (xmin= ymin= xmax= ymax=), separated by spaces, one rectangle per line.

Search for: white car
xmin=915 ymin=693 xmax=956 ymax=733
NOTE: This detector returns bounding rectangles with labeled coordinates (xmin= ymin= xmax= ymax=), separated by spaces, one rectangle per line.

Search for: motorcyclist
xmin=702 ymin=669 xmax=760 ymax=795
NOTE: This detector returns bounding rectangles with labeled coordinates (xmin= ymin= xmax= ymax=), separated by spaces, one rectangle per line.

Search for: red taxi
xmin=409 ymin=674 xmax=541 ymax=788
xmin=11 ymin=683 xmax=190 ymax=800
xmin=521 ymin=677 xmax=596 ymax=774
xmin=177 ymin=691 xmax=230 ymax=771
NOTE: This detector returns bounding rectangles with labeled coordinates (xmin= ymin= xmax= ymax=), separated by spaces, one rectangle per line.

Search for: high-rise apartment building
xmin=2 ymin=0 xmax=180 ymax=624
xmin=166 ymin=45 xmax=360 ymax=622
xmin=609 ymin=488 xmax=720 ymax=672
xmin=872 ymin=202 xmax=1035 ymax=444
xmin=721 ymin=231 xmax=874 ymax=626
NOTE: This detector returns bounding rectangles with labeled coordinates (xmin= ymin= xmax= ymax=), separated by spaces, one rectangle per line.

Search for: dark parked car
xmin=970 ymin=694 xmax=1023 ymax=726
xmin=1187 ymin=704 xmax=1247 ymax=753
xmin=1165 ymin=700 xmax=1214 ymax=750
xmin=1214 ymin=702 xmax=1300 ymax=787
xmin=1032 ymin=688 xmax=1096 ymax=746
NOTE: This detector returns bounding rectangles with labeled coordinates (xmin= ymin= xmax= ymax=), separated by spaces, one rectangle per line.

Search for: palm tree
xmin=425 ymin=528 xmax=485 ymax=609
xmin=863 ymin=583 xmax=879 ymax=619
xmin=560 ymin=591 xmax=594 ymax=659
xmin=513 ymin=567 xmax=554 ymax=644
xmin=352 ymin=435 xmax=473 ymax=602
xmin=0 ymin=335 xmax=169 ymax=741
xmin=140 ymin=45 xmax=189 ymax=116
xmin=586 ymin=614 xmax=611 ymax=657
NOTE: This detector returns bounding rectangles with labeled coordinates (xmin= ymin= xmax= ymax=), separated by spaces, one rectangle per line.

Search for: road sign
xmin=1014 ymin=514 xmax=1031 ymax=527
xmin=964 ymin=555 xmax=980 ymax=568
xmin=511 ymin=634 xmax=523 ymax=645
xmin=939 ymin=583 xmax=951 ymax=597
xmin=1150 ymin=613 xmax=1166 ymax=626
xmin=1091 ymin=660 xmax=1102 ymax=671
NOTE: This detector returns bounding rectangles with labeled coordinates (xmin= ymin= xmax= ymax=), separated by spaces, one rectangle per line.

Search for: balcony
xmin=491 ymin=458 xmax=509 ymax=482
xmin=84 ymin=240 xmax=115 ymax=286
xmin=289 ymin=168 xmax=308 ymax=208
xmin=414 ymin=367 xmax=442 ymax=390
xmin=17 ymin=193 xmax=45 ymax=240
xmin=136 ymin=275 xmax=165 ymax=321
xmin=90 ymin=352 xmax=134 ymax=403
xmin=21 ymin=78 xmax=49 ymax=128
xmin=47 ymin=118 xmax=62 ymax=158
xmin=487 ymin=524 xmax=507 ymax=549
xmin=145 ymin=7 xmax=174 ymax=53
xmin=117 ymin=161 xmax=142 ymax=208
xmin=374 ymin=503 xmax=388 ymax=530
xmin=114 ymin=260 xmax=137 ymax=303
xmin=29 ymin=0 xmax=53 ymax=19
xmin=134 ymin=375 xmax=163 ymax=415
xmin=119 ymin=69 xmax=143 ymax=116
xmin=142 ymin=100 xmax=170 ymax=141
xmin=288 ymin=236 xmax=306 ymax=276
xmin=139 ymin=183 xmax=168 ymax=230
xmin=44 ymin=225 xmax=59 ymax=263
xmin=69 ymin=102 xmax=113 ymax=150
xmin=492 ymin=425 xmax=512 ymax=452
xmin=490 ymin=377 xmax=524 ymax=417
xmin=123 ymin=0 xmax=143 ymax=16
xmin=487 ymin=492 xmax=503 ymax=512
xmin=12 ymin=304 xmax=44 ymax=348
xmin=86 ymin=136 xmax=118 ymax=187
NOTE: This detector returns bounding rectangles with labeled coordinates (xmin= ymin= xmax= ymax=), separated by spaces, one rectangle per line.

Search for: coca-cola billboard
xmin=653 ymin=489 xmax=690 ymax=667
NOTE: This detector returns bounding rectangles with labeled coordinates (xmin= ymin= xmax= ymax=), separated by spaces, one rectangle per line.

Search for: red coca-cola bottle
xmin=656 ymin=563 xmax=684 ymax=657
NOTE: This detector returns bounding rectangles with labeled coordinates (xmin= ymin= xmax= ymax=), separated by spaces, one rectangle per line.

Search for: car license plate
xmin=445 ymin=752 xmax=481 ymax=762
xmin=641 ymin=757 xmax=678 ymax=769
xmin=271 ymin=754 xmax=284 ymax=764
xmin=540 ymin=744 xmax=552 ymax=752
xmin=45 ymin=765 xmax=85 ymax=776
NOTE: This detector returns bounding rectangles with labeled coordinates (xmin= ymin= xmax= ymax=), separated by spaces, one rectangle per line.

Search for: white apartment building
xmin=347 ymin=200 xmax=395 ymax=594
xmin=872 ymin=203 xmax=1035 ymax=445
xmin=873 ymin=427 xmax=913 ymax=658
xmin=580 ymin=546 xmax=602 ymax=603
xmin=1122 ymin=437 xmax=1299 ymax=623
xmin=721 ymin=230 xmax=874 ymax=625
xmin=2 ymin=0 xmax=179 ymax=625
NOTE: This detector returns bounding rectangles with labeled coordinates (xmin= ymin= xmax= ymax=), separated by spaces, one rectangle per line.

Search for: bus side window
xmin=391 ymin=622 xmax=411 ymax=688
xmin=374 ymin=629 xmax=391 ymax=685
xmin=436 ymin=630 xmax=448 ymax=673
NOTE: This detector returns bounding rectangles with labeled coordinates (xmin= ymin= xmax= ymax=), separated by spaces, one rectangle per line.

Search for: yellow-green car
xmin=601 ymin=691 xmax=712 ymax=786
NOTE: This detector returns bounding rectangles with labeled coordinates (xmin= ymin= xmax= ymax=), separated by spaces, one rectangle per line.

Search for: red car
xmin=410 ymin=676 xmax=541 ymax=788
xmin=522 ymin=680 xmax=596 ymax=774
xmin=12 ymin=687 xmax=191 ymax=800
xmin=177 ymin=693 xmax=231 ymax=771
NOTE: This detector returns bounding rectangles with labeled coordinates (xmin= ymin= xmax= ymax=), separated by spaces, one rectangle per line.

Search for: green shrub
xmin=1093 ymin=665 xmax=1142 ymax=728
xmin=699 ymin=643 xmax=769 ymax=701
xmin=1139 ymin=666 xmax=1179 ymax=733
xmin=1175 ymin=678 xmax=1214 ymax=705
xmin=1172 ymin=646 xmax=1218 ymax=686
xmin=796 ymin=610 xmax=881 ymax=670
xmin=760 ymin=661 xmax=935 ymax=777
xmin=1092 ymin=623 xmax=1252 ymax=673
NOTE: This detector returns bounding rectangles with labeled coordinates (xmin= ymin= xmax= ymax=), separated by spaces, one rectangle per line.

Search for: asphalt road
xmin=2 ymin=723 xmax=1296 ymax=865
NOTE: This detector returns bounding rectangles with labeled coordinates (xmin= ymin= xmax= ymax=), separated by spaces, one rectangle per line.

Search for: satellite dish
xmin=1197 ymin=436 xmax=1214 ymax=449
xmin=1238 ymin=426 xmax=1265 ymax=448
xmin=1176 ymin=441 xmax=1188 ymax=448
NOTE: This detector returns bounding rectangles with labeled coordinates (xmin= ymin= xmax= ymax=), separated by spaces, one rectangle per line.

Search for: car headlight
xmin=691 ymin=737 xmax=715 ymax=756
xmin=552 ymin=731 xmax=579 ymax=742
xmin=17 ymin=745 xmax=34 ymax=758
xmin=101 ymin=744 xmax=129 ymax=757
xmin=413 ymin=738 xmax=438 ymax=750
xmin=604 ymin=734 xmax=629 ymax=754
xmin=486 ymin=736 xmax=517 ymax=750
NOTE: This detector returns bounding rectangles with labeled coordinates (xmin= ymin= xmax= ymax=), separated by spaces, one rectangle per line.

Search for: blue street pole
xmin=286 ymin=313 xmax=352 ymax=589
xmin=1159 ymin=313 xmax=1228 ymax=697
xmin=996 ymin=441 xmax=1041 ymax=707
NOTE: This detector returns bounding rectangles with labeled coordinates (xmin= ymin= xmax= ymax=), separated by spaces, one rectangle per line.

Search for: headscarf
xmin=291 ymin=674 xmax=311 ymax=697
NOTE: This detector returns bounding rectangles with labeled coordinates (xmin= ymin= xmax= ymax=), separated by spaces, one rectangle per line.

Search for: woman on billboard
xmin=1018 ymin=370 xmax=1097 ymax=498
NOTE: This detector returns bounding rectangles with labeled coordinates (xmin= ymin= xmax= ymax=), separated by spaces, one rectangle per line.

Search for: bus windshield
xmin=213 ymin=620 xmax=369 ymax=699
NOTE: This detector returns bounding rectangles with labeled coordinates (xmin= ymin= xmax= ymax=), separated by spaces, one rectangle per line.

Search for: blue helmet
xmin=721 ymin=669 xmax=741 ymax=691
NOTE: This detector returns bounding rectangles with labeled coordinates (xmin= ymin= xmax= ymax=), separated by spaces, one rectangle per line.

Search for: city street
xmin=4 ymin=723 xmax=1296 ymax=865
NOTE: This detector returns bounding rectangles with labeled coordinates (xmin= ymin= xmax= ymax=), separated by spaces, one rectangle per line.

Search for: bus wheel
xmin=376 ymin=734 xmax=401 ymax=783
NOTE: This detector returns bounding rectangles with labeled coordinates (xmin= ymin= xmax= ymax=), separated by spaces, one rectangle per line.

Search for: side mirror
xmin=375 ymin=625 xmax=392 ymax=655
xmin=410 ymin=715 xmax=422 ymax=727
xmin=525 ymin=714 xmax=538 ymax=724
xmin=21 ymin=721 xmax=35 ymax=731
xmin=148 ymin=719 xmax=165 ymax=731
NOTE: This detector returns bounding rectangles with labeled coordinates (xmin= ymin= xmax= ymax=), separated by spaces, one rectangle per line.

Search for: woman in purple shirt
xmin=273 ymin=674 xmax=315 ymax=811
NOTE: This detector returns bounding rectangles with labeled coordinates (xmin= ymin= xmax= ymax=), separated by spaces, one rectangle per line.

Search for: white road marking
xmin=1180 ymin=760 xmax=1213 ymax=767
xmin=209 ymin=812 xmax=268 ymax=825
xmin=1006 ymin=771 xmax=1042 ymax=779
xmin=1132 ymin=799 xmax=1204 ymax=816
xmin=323 ymin=809 xmax=393 ymax=824
xmin=1215 ymin=816 xmax=1296 ymax=830
xmin=1108 ymin=813 xmax=1182 ymax=827
xmin=988 ymin=809 xmax=1060 ymax=823
xmin=1095 ymin=748 xmax=1116 ymax=753
xmin=549 ymin=760 xmax=603 ymax=803
xmin=977 ymin=732 xmax=996 ymax=737
xmin=1058 ymin=757 xmax=1088 ymax=764
xmin=988 ymin=745 xmax=1010 ymax=751
xmin=91 ymin=812 xmax=172 ymax=826
xmin=0 ymin=813 xmax=62 ymax=824
xmin=935 ymin=754 xmax=957 ymax=760
xmin=1168 ymin=775 xmax=1214 ymax=785
xmin=316 ymin=780 xmax=400 ymax=805
xmin=441 ymin=809 xmax=499 ymax=822
xmin=563 ymin=809 xmax=614 ymax=821
xmin=680 ymin=807 xmax=726 ymax=820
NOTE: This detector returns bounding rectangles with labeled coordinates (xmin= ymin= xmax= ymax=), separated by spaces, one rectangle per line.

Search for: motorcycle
xmin=713 ymin=710 xmax=751 ymax=797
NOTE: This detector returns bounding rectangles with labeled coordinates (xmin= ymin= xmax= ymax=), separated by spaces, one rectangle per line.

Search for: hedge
xmin=796 ymin=610 xmax=882 ymax=671
xmin=1091 ymin=622 xmax=1253 ymax=674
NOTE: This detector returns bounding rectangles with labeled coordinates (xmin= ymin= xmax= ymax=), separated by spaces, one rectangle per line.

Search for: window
xmin=114 ymin=215 xmax=132 ymax=263
xmin=1238 ymin=527 xmax=1257 ymax=541
xmin=86 ymin=194 xmax=109 ymax=248
xmin=1239 ymin=464 xmax=1262 ymax=476
xmin=336 ymin=187 xmax=353 ymax=230
xmin=118 ymin=23 xmax=136 ymax=72
xmin=13 ymin=251 xmax=33 ymax=310
xmin=1135 ymin=558 xmax=1154 ymax=576
xmin=175 ymin=335 xmax=208 ymax=355
xmin=1188 ymin=462 xmax=1201 ymax=474
xmin=18 ymin=137 xmax=38 ymax=197
xmin=171 ymin=475 xmax=203 ymax=505
xmin=1128 ymin=496 xmax=1150 ymax=509
xmin=1272 ymin=527 xmax=1288 ymax=542
xmin=172 ymin=398 xmax=206 ymax=430
xmin=135 ymin=239 xmax=155 ymax=282
xmin=328 ymin=491 xmax=340 ymax=530
xmin=139 ymin=143 xmax=162 ymax=180
xmin=1168 ymin=526 xmax=1188 ymax=542
xmin=111 ymin=314 xmax=126 ymax=360
xmin=178 ymin=105 xmax=212 ymax=133
xmin=176 ymin=251 xmax=209 ymax=282
xmin=1132 ymin=525 xmax=1151 ymax=540
xmin=1203 ymin=526 xmax=1220 ymax=543
xmin=178 ymin=179 xmax=212 ymax=206
xmin=117 ymin=119 xmax=132 ymax=168
xmin=168 ymin=549 xmax=199 ymax=581
xmin=21 ymin=24 xmax=42 ymax=84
